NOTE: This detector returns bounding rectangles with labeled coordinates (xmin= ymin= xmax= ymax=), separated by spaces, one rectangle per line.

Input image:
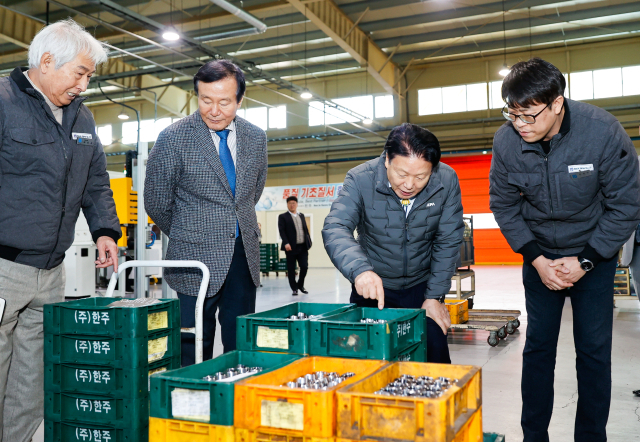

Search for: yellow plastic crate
xmin=236 ymin=428 xmax=334 ymax=442
xmin=234 ymin=357 xmax=387 ymax=438
xmin=445 ymin=300 xmax=469 ymax=324
xmin=336 ymin=362 xmax=482 ymax=442
xmin=149 ymin=417 xmax=234 ymax=442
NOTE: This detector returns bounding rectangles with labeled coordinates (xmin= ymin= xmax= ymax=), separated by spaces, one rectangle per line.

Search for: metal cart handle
xmin=105 ymin=260 xmax=210 ymax=364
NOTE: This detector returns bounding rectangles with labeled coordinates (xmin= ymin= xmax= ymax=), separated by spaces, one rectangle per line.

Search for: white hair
xmin=28 ymin=19 xmax=108 ymax=69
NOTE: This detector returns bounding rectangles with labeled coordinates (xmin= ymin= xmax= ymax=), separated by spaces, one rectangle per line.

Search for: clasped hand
xmin=532 ymin=255 xmax=586 ymax=291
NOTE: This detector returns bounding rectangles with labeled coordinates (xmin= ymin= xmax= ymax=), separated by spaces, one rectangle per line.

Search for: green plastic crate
xmin=236 ymin=302 xmax=355 ymax=354
xmin=393 ymin=339 xmax=427 ymax=362
xmin=45 ymin=391 xmax=148 ymax=428
xmin=308 ymin=307 xmax=426 ymax=360
xmin=150 ymin=350 xmax=301 ymax=425
xmin=44 ymin=297 xmax=179 ymax=338
xmin=45 ymin=356 xmax=179 ymax=397
xmin=44 ymin=420 xmax=148 ymax=442
xmin=44 ymin=328 xmax=180 ymax=368
xmin=484 ymin=433 xmax=506 ymax=442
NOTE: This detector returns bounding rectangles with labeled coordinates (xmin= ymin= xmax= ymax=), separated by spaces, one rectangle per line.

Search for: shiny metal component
xmin=290 ymin=315 xmax=299 ymax=320
xmin=305 ymin=373 xmax=315 ymax=382
xmin=297 ymin=312 xmax=307 ymax=319
xmin=344 ymin=372 xmax=355 ymax=378
xmin=250 ymin=367 xmax=263 ymax=373
xmin=214 ymin=372 xmax=226 ymax=380
xmin=286 ymin=381 xmax=296 ymax=388
xmin=315 ymin=371 xmax=326 ymax=380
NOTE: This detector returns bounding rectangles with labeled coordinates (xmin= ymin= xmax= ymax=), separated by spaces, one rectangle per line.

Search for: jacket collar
xmin=374 ymin=151 xmax=444 ymax=208
xmin=520 ymin=99 xmax=572 ymax=154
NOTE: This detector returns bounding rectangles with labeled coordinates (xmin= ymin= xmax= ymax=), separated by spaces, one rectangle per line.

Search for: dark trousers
xmin=521 ymin=253 xmax=616 ymax=442
xmin=350 ymin=279 xmax=451 ymax=364
xmin=178 ymin=236 xmax=256 ymax=366
xmin=285 ymin=245 xmax=308 ymax=291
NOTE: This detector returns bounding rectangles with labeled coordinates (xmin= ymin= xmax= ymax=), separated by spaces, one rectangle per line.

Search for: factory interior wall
xmin=97 ymin=37 xmax=640 ymax=266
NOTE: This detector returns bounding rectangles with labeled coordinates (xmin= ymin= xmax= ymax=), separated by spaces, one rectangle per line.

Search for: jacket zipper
xmin=46 ymin=104 xmax=83 ymax=267
xmin=543 ymin=154 xmax=558 ymax=249
xmin=403 ymin=220 xmax=408 ymax=289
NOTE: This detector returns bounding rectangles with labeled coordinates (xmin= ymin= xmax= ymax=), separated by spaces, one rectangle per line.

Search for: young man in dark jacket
xmin=489 ymin=58 xmax=640 ymax=442
xmin=0 ymin=20 xmax=120 ymax=440
xmin=322 ymin=123 xmax=464 ymax=363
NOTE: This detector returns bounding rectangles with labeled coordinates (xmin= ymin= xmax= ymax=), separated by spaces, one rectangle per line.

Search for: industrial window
xmin=121 ymin=118 xmax=172 ymax=145
xmin=418 ymin=88 xmax=443 ymax=115
xmin=245 ymin=107 xmax=268 ymax=131
xmin=96 ymin=125 xmax=112 ymax=145
xmin=269 ymin=105 xmax=287 ymax=129
xmin=593 ymin=68 xmax=622 ymax=99
xmin=489 ymin=81 xmax=503 ymax=109
xmin=375 ymin=95 xmax=394 ymax=119
xmin=466 ymin=83 xmax=488 ymax=112
xmin=569 ymin=71 xmax=594 ymax=101
xmin=623 ymin=66 xmax=640 ymax=96
xmin=308 ymin=94 xmax=391 ymax=126
xmin=238 ymin=106 xmax=286 ymax=130
xmin=419 ymin=83 xmax=488 ymax=115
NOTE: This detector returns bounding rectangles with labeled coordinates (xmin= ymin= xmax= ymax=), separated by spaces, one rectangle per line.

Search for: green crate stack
xmin=149 ymin=350 xmax=301 ymax=425
xmin=260 ymin=243 xmax=279 ymax=274
xmin=276 ymin=258 xmax=288 ymax=272
xmin=43 ymin=297 xmax=182 ymax=442
xmin=308 ymin=307 xmax=427 ymax=361
xmin=236 ymin=302 xmax=355 ymax=354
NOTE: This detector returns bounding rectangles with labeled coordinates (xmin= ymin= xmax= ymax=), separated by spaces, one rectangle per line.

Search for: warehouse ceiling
xmin=0 ymin=0 xmax=638 ymax=110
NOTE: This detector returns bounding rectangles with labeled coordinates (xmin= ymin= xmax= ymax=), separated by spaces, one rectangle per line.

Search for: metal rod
xmin=378 ymin=43 xmax=401 ymax=73
xmin=208 ymin=0 xmax=267 ymax=33
xmin=343 ymin=7 xmax=369 ymax=40
xmin=393 ymin=58 xmax=415 ymax=89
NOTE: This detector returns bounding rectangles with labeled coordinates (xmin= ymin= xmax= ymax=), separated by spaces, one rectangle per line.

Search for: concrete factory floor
xmin=33 ymin=266 xmax=640 ymax=441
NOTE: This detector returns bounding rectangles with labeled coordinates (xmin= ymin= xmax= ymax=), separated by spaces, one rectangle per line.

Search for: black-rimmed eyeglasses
xmin=502 ymin=102 xmax=551 ymax=124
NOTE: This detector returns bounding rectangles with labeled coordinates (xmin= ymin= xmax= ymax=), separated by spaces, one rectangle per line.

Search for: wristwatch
xmin=436 ymin=295 xmax=446 ymax=304
xmin=578 ymin=256 xmax=594 ymax=272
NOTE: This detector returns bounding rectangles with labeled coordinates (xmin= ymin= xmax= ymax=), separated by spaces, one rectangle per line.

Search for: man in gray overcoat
xmin=145 ymin=60 xmax=268 ymax=365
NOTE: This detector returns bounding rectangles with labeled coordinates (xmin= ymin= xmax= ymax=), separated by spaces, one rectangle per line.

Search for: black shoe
xmin=299 ymin=287 xmax=308 ymax=294
xmin=292 ymin=290 xmax=298 ymax=296
xmin=634 ymin=390 xmax=640 ymax=397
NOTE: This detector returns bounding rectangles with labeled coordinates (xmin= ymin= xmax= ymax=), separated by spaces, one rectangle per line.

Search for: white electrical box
xmin=64 ymin=212 xmax=97 ymax=298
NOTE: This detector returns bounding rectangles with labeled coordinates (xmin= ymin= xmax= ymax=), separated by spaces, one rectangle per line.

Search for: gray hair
xmin=28 ymin=19 xmax=108 ymax=69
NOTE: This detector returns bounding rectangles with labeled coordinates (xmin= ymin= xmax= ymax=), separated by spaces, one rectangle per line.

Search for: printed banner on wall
xmin=256 ymin=183 xmax=343 ymax=211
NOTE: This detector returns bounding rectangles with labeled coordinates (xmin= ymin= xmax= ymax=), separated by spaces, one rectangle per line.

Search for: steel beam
xmin=286 ymin=0 xmax=399 ymax=95
xmin=0 ymin=5 xmax=196 ymax=117
xmin=0 ymin=6 xmax=43 ymax=49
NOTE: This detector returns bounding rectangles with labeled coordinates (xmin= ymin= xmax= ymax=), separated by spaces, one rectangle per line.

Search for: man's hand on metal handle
xmin=95 ymin=236 xmax=118 ymax=272
xmin=354 ymin=270 xmax=385 ymax=309
xmin=422 ymin=298 xmax=451 ymax=335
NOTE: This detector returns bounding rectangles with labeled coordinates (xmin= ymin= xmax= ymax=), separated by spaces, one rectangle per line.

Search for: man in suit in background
xmin=278 ymin=196 xmax=311 ymax=296
xmin=145 ymin=59 xmax=268 ymax=366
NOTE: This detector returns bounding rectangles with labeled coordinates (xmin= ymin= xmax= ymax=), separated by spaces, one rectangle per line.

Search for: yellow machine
xmin=110 ymin=177 xmax=153 ymax=247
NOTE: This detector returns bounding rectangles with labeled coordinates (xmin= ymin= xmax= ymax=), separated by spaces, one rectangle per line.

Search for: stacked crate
xmin=260 ymin=244 xmax=278 ymax=275
xmin=308 ymin=307 xmax=428 ymax=362
xmin=149 ymin=350 xmax=301 ymax=441
xmin=44 ymin=297 xmax=181 ymax=442
xmin=234 ymin=356 xmax=387 ymax=442
xmin=236 ymin=302 xmax=355 ymax=355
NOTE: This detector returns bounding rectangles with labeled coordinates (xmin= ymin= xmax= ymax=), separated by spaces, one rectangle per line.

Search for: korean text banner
xmin=256 ymin=183 xmax=344 ymax=211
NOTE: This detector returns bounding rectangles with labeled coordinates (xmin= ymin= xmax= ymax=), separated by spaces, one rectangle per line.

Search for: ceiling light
xmin=118 ymin=110 xmax=130 ymax=120
xmin=300 ymin=90 xmax=313 ymax=99
xmin=363 ymin=118 xmax=373 ymax=125
xmin=483 ymin=151 xmax=487 ymax=154
xmin=162 ymin=28 xmax=180 ymax=41
xmin=499 ymin=64 xmax=510 ymax=76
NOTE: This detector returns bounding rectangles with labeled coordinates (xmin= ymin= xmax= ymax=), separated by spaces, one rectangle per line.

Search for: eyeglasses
xmin=502 ymin=102 xmax=551 ymax=124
